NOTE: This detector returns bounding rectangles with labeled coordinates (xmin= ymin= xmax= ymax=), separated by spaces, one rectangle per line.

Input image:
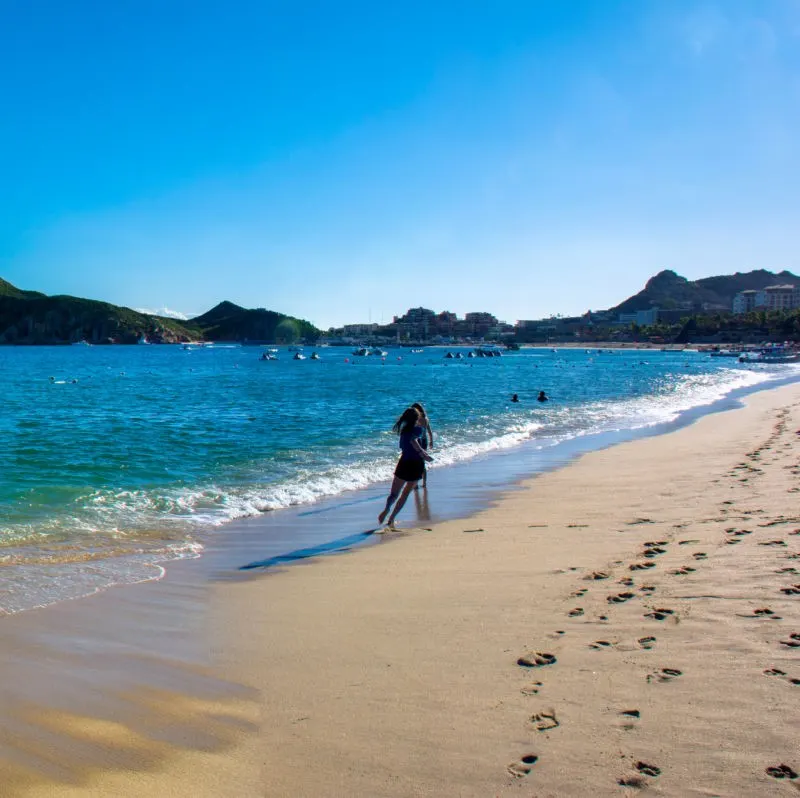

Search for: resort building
xmin=732 ymin=290 xmax=758 ymax=314
xmin=732 ymin=284 xmax=800 ymax=314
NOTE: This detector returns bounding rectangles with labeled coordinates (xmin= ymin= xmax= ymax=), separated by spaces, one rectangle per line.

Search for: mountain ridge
xmin=611 ymin=268 xmax=800 ymax=314
xmin=0 ymin=281 xmax=320 ymax=344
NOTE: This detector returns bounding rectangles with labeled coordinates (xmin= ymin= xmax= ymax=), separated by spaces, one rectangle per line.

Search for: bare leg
xmin=387 ymin=481 xmax=417 ymax=527
xmin=378 ymin=476 xmax=405 ymax=524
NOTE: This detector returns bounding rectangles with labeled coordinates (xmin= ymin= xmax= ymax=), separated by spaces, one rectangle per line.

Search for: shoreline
xmin=2 ymin=382 xmax=799 ymax=796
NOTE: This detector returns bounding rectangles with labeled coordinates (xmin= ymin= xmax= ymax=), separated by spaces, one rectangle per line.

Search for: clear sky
xmin=2 ymin=0 xmax=799 ymax=328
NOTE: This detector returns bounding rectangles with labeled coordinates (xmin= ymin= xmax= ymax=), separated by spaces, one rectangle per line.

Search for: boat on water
xmin=739 ymin=347 xmax=800 ymax=364
xmin=352 ymin=347 xmax=387 ymax=357
xmin=709 ymin=349 xmax=742 ymax=358
xmin=410 ymin=348 xmax=424 ymax=354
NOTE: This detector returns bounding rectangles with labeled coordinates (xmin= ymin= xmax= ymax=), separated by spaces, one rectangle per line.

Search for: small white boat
xmin=710 ymin=349 xmax=742 ymax=358
xmin=739 ymin=348 xmax=799 ymax=364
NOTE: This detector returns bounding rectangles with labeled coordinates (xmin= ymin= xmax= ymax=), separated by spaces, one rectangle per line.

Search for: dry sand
xmin=6 ymin=383 xmax=800 ymax=797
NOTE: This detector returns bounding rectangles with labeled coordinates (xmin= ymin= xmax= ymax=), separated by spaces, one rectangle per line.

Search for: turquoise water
xmin=0 ymin=344 xmax=796 ymax=612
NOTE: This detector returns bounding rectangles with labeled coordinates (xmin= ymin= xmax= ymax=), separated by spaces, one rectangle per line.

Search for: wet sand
xmin=4 ymin=383 xmax=800 ymax=796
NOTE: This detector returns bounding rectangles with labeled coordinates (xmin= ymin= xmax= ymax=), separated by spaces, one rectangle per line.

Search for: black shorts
xmin=394 ymin=455 xmax=425 ymax=483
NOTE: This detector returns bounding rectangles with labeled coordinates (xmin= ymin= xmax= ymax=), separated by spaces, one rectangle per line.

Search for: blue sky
xmin=2 ymin=0 xmax=799 ymax=328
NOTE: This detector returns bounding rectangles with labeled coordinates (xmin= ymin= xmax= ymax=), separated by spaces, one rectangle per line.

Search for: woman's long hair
xmin=410 ymin=402 xmax=427 ymax=421
xmin=392 ymin=407 xmax=420 ymax=436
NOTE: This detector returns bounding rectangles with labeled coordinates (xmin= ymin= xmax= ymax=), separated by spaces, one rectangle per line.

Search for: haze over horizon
xmin=2 ymin=1 xmax=799 ymax=329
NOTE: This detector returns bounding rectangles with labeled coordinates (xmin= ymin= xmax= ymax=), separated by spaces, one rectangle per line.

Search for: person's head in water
xmin=410 ymin=402 xmax=427 ymax=421
xmin=511 ymin=394 xmax=519 ymax=403
xmin=393 ymin=407 xmax=420 ymax=435
xmin=537 ymin=391 xmax=548 ymax=402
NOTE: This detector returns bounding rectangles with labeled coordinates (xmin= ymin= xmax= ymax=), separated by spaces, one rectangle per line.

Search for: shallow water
xmin=0 ymin=344 xmax=796 ymax=612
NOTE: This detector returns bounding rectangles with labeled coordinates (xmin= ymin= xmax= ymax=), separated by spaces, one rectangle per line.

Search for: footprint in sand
xmin=693 ymin=552 xmax=708 ymax=560
xmin=644 ymin=608 xmax=675 ymax=621
xmin=589 ymin=640 xmax=614 ymax=649
xmin=630 ymin=562 xmax=656 ymax=571
xmin=742 ymin=608 xmax=783 ymax=620
xmin=568 ymin=608 xmax=584 ymax=617
xmin=530 ymin=710 xmax=559 ymax=731
xmin=586 ymin=571 xmax=610 ymax=580
xmin=779 ymin=584 xmax=800 ymax=595
xmin=776 ymin=567 xmax=798 ymax=574
xmin=571 ymin=588 xmax=588 ymax=598
xmin=618 ymin=577 xmax=635 ymax=586
xmin=670 ymin=566 xmax=696 ymax=576
xmin=635 ymin=762 xmax=661 ymax=777
xmin=766 ymin=764 xmax=798 ymax=780
xmin=779 ymin=633 xmax=800 ymax=648
xmin=643 ymin=547 xmax=667 ymax=558
xmin=627 ymin=518 xmax=655 ymax=525
xmin=507 ymin=754 xmax=538 ymax=778
xmin=521 ymin=681 xmax=543 ymax=696
xmin=638 ymin=636 xmax=657 ymax=649
xmin=619 ymin=709 xmax=640 ymax=718
xmin=639 ymin=585 xmax=656 ymax=594
xmin=759 ymin=540 xmax=787 ymax=547
xmin=764 ymin=668 xmax=787 ymax=677
xmin=608 ymin=592 xmax=636 ymax=604
xmin=463 ymin=528 xmax=484 ymax=533
xmin=647 ymin=667 xmax=682 ymax=683
xmin=517 ymin=652 xmax=557 ymax=668
xmin=678 ymin=539 xmax=701 ymax=545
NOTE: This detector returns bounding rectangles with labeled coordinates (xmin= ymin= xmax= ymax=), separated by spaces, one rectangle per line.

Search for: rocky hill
xmin=611 ymin=269 xmax=800 ymax=314
xmin=0 ymin=280 xmax=320 ymax=344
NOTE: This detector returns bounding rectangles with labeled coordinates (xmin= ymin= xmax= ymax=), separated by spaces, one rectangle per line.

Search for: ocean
xmin=1 ymin=344 xmax=797 ymax=614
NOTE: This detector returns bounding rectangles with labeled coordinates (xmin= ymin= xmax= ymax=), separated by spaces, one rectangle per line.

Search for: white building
xmin=732 ymin=290 xmax=758 ymax=314
xmin=755 ymin=285 xmax=799 ymax=312
xmin=734 ymin=284 xmax=800 ymax=314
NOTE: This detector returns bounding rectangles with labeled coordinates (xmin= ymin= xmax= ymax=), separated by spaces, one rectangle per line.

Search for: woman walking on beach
xmin=378 ymin=407 xmax=433 ymax=528
xmin=411 ymin=402 xmax=433 ymax=487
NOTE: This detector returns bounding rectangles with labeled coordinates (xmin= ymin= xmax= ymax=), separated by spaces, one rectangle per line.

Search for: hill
xmin=611 ymin=269 xmax=800 ymax=314
xmin=0 ymin=280 xmax=321 ymax=344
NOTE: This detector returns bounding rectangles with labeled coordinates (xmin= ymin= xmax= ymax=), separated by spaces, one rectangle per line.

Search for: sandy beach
xmin=4 ymin=382 xmax=799 ymax=797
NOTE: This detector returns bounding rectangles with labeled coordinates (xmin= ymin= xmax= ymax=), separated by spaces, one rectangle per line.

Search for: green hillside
xmin=0 ymin=280 xmax=321 ymax=344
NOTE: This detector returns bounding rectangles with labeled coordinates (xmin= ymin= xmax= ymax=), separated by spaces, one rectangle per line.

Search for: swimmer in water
xmin=537 ymin=391 xmax=548 ymax=402
xmin=511 ymin=393 xmax=519 ymax=403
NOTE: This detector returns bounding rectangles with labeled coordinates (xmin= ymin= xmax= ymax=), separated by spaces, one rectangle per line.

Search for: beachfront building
xmin=732 ymin=284 xmax=800 ymax=314
xmin=463 ymin=312 xmax=499 ymax=338
xmin=732 ymin=290 xmax=758 ymax=314
xmin=392 ymin=307 xmax=437 ymax=340
xmin=618 ymin=308 xmax=659 ymax=326
xmin=756 ymin=285 xmax=799 ymax=312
